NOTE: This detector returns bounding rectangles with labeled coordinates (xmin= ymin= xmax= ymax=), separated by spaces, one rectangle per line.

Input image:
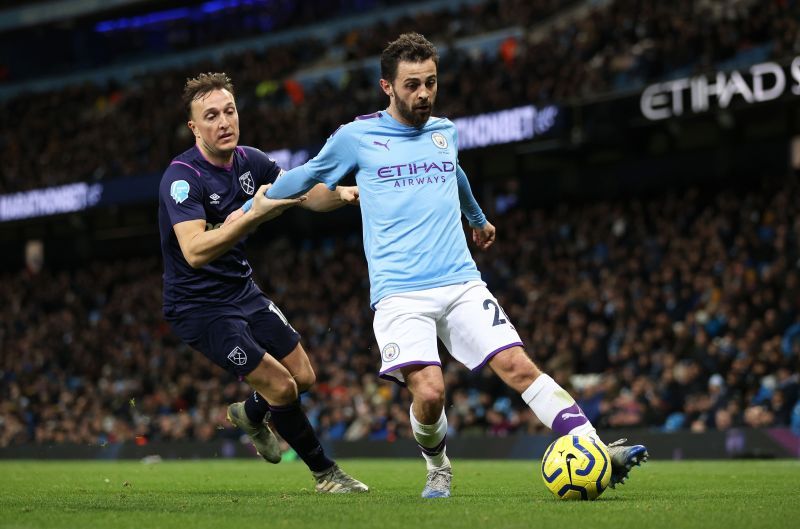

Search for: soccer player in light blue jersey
xmin=240 ymin=33 xmax=647 ymax=497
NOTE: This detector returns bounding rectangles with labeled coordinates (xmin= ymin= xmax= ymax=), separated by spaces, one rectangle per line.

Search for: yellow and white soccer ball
xmin=541 ymin=435 xmax=611 ymax=500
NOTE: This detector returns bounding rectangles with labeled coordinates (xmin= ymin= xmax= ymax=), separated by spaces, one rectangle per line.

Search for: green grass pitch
xmin=1 ymin=459 xmax=798 ymax=529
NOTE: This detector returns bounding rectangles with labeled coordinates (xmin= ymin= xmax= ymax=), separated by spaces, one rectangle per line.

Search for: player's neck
xmin=196 ymin=143 xmax=234 ymax=168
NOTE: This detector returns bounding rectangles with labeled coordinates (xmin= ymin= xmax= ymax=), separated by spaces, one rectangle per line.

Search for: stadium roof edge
xmin=0 ymin=0 xmax=488 ymax=101
xmin=0 ymin=0 xmax=154 ymax=33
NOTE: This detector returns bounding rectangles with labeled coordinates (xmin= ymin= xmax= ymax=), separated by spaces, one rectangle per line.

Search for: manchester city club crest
xmin=431 ymin=132 xmax=448 ymax=149
xmin=381 ymin=342 xmax=400 ymax=362
xmin=227 ymin=346 xmax=248 ymax=366
xmin=238 ymin=171 xmax=254 ymax=195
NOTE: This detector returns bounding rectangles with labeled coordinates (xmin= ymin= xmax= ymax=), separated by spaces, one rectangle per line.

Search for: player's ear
xmin=379 ymin=79 xmax=393 ymax=98
xmin=187 ymin=120 xmax=199 ymax=137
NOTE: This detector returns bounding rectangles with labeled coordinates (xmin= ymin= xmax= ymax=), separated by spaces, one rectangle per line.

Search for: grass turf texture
xmin=1 ymin=459 xmax=797 ymax=529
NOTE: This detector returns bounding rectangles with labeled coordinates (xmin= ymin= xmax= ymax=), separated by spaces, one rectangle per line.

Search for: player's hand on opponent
xmin=472 ymin=221 xmax=496 ymax=250
xmin=249 ymin=183 xmax=307 ymax=223
xmin=337 ymin=186 xmax=360 ymax=205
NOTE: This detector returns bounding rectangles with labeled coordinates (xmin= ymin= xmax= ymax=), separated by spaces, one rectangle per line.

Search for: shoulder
xmin=322 ymin=114 xmax=383 ymax=158
xmin=163 ymin=147 xmax=202 ymax=178
xmin=332 ymin=112 xmax=384 ymax=138
xmin=238 ymin=145 xmax=276 ymax=166
xmin=162 ymin=161 xmax=200 ymax=184
xmin=425 ymin=116 xmax=456 ymax=140
xmin=238 ymin=145 xmax=281 ymax=179
xmin=427 ymin=116 xmax=455 ymax=131
xmin=237 ymin=145 xmax=270 ymax=163
xmin=160 ymin=150 xmax=203 ymax=197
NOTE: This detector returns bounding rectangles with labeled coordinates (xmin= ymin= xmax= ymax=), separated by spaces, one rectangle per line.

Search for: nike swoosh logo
xmin=561 ymin=412 xmax=584 ymax=420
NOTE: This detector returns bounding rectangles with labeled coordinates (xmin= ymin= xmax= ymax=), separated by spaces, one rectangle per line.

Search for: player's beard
xmin=395 ymin=96 xmax=433 ymax=128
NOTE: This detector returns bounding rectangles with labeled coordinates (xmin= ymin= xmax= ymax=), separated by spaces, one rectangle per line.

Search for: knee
xmin=270 ymin=374 xmax=299 ymax=403
xmin=490 ymin=347 xmax=541 ymax=391
xmin=511 ymin=355 xmax=539 ymax=382
xmin=295 ymin=368 xmax=316 ymax=393
xmin=248 ymin=370 xmax=298 ymax=404
xmin=412 ymin=382 xmax=445 ymax=411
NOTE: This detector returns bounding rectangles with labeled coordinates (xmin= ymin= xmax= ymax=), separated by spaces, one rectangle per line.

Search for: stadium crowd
xmin=2 ymin=0 xmax=799 ymax=192
xmin=1 ymin=0 xmax=573 ymax=82
xmin=2 ymin=182 xmax=799 ymax=447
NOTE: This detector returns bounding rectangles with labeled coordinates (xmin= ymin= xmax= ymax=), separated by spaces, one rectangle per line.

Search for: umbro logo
xmin=209 ymin=193 xmax=221 ymax=204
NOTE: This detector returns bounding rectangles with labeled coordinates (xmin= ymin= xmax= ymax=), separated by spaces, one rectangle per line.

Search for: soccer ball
xmin=541 ymin=435 xmax=611 ymax=500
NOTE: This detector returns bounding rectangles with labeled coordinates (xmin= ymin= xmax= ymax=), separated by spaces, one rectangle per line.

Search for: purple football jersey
xmin=158 ymin=145 xmax=280 ymax=312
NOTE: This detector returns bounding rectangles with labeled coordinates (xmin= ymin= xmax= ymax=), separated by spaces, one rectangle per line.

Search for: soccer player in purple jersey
xmin=158 ymin=73 xmax=367 ymax=493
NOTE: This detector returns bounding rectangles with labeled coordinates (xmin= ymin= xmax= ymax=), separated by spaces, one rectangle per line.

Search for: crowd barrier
xmin=2 ymin=428 xmax=797 ymax=460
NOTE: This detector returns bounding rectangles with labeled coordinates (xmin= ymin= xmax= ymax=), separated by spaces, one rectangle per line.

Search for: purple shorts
xmin=166 ymin=283 xmax=300 ymax=379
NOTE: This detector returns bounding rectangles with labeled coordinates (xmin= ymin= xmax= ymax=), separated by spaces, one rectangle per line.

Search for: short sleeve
xmin=159 ymin=163 xmax=205 ymax=226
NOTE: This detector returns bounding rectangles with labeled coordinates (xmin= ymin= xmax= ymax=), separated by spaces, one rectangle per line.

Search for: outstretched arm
xmin=241 ymin=165 xmax=317 ymax=212
xmin=244 ymin=126 xmax=359 ymax=213
xmin=178 ymin=183 xmax=306 ymax=268
xmin=301 ymin=183 xmax=360 ymax=212
xmin=241 ymin=174 xmax=358 ymax=213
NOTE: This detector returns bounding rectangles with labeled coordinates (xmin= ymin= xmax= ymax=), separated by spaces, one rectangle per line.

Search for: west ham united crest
xmin=431 ymin=132 xmax=448 ymax=149
xmin=227 ymin=346 xmax=248 ymax=366
xmin=238 ymin=171 xmax=254 ymax=195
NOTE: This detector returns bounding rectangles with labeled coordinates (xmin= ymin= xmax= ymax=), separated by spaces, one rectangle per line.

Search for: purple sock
xmin=551 ymin=403 xmax=590 ymax=436
xmin=418 ymin=435 xmax=447 ymax=458
xmin=522 ymin=374 xmax=597 ymax=438
xmin=244 ymin=391 xmax=270 ymax=424
xmin=269 ymin=401 xmax=334 ymax=472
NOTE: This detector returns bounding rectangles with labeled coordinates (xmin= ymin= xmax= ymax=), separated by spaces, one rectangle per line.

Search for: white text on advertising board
xmin=641 ymin=56 xmax=800 ymax=120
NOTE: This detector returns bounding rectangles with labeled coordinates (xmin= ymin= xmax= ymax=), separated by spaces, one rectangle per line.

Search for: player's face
xmin=382 ymin=58 xmax=437 ymax=128
xmin=188 ymin=88 xmax=240 ymax=161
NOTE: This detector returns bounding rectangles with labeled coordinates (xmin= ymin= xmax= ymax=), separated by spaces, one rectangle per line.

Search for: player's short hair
xmin=182 ymin=72 xmax=234 ymax=118
xmin=380 ymin=32 xmax=439 ymax=83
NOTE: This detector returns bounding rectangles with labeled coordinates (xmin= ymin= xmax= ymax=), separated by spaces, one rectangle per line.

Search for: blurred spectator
xmin=1 ymin=182 xmax=799 ymax=446
xmin=2 ymin=0 xmax=798 ymax=192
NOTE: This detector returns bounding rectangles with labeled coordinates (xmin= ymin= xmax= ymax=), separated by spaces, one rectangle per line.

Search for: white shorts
xmin=373 ymin=281 xmax=524 ymax=385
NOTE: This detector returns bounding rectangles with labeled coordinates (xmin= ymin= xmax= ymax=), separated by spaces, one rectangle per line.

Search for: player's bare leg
xmin=226 ymin=352 xmax=299 ymax=464
xmin=488 ymin=346 xmax=648 ymax=486
xmin=277 ymin=343 xmax=316 ymax=393
xmin=403 ymin=365 xmax=452 ymax=499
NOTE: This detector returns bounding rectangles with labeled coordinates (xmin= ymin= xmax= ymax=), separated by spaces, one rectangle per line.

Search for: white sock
xmin=410 ymin=405 xmax=450 ymax=470
xmin=521 ymin=374 xmax=602 ymax=444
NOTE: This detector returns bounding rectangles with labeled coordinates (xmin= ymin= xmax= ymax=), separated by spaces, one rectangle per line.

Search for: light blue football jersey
xmin=267 ymin=111 xmax=487 ymax=307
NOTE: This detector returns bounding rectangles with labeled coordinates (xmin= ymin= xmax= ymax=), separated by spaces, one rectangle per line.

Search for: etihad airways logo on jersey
xmin=378 ymin=161 xmax=455 ymax=188
xmin=377 ymin=161 xmax=455 ymax=179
